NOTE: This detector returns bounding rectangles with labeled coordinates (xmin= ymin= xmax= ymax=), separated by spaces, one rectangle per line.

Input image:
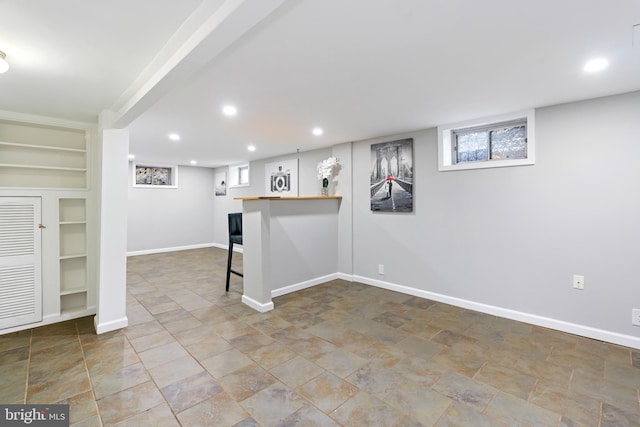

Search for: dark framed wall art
xmin=370 ymin=138 xmax=413 ymax=212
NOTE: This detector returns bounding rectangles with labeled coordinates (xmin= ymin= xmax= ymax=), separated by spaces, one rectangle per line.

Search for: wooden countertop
xmin=234 ymin=196 xmax=342 ymax=201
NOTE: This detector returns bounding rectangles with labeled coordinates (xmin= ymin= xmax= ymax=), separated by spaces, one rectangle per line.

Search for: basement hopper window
xmin=438 ymin=110 xmax=535 ymax=171
xmin=228 ymin=163 xmax=250 ymax=188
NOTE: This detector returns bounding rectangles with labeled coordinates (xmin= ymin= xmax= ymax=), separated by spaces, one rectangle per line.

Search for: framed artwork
xmin=133 ymin=163 xmax=178 ymax=188
xmin=370 ymin=138 xmax=413 ymax=212
xmin=215 ymin=171 xmax=227 ymax=196
xmin=265 ymin=159 xmax=298 ymax=196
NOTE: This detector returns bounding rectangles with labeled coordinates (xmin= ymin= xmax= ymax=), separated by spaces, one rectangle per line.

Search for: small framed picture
xmin=265 ymin=159 xmax=298 ymax=196
xmin=215 ymin=171 xmax=227 ymax=196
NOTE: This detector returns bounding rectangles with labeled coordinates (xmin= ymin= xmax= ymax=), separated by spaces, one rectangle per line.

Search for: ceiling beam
xmin=111 ymin=0 xmax=289 ymax=128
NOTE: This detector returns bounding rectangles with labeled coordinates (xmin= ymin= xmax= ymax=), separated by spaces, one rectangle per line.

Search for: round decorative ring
xmin=274 ymin=175 xmax=286 ymax=191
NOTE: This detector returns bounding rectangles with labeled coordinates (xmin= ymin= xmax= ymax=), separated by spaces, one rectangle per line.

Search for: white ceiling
xmin=1 ymin=0 xmax=639 ymax=168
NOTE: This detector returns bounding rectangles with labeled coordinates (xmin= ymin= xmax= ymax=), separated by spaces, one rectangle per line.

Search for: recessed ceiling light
xmin=312 ymin=127 xmax=323 ymax=136
xmin=190 ymin=160 xmax=197 ymax=165
xmin=248 ymin=145 xmax=256 ymax=152
xmin=223 ymin=105 xmax=237 ymax=116
xmin=584 ymin=58 xmax=608 ymax=72
xmin=128 ymin=154 xmax=135 ymax=160
xmin=168 ymin=133 xmax=181 ymax=141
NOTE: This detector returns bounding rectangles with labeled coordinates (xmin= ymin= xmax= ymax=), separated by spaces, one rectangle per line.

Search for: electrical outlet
xmin=572 ymin=275 xmax=584 ymax=290
xmin=632 ymin=309 xmax=640 ymax=326
xmin=378 ymin=264 xmax=384 ymax=275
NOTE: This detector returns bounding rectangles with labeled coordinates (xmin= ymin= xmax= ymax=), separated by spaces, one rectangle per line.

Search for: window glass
xmin=239 ymin=166 xmax=249 ymax=185
xmin=490 ymin=125 xmax=526 ymax=160
xmin=456 ymin=131 xmax=488 ymax=162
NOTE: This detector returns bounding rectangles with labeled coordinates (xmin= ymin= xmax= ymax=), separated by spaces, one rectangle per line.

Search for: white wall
xmin=212 ymin=148 xmax=333 ymax=247
xmin=351 ymin=91 xmax=640 ymax=344
xmin=137 ymin=91 xmax=639 ymax=346
xmin=127 ymin=148 xmax=335 ymax=253
xmin=127 ymin=165 xmax=216 ymax=254
xmin=269 ymin=199 xmax=340 ymax=287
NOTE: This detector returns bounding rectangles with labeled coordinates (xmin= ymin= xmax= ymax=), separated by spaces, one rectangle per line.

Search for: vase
xmin=321 ymin=186 xmax=328 ymax=196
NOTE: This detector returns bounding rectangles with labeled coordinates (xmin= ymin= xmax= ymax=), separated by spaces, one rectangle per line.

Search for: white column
xmin=333 ymin=142 xmax=354 ymax=278
xmin=94 ymin=128 xmax=129 ymax=333
xmin=241 ymin=200 xmax=274 ymax=312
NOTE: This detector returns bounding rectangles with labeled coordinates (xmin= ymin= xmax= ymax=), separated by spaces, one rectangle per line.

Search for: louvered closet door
xmin=0 ymin=197 xmax=42 ymax=330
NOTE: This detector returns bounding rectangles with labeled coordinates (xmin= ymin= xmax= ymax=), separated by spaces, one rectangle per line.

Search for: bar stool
xmin=226 ymin=212 xmax=243 ymax=291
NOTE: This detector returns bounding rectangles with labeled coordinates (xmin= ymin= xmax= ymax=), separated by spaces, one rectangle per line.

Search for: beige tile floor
xmin=1 ymin=247 xmax=639 ymax=426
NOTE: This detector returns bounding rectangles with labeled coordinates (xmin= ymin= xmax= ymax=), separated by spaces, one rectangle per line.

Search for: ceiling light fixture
xmin=312 ymin=127 xmax=323 ymax=136
xmin=128 ymin=154 xmax=135 ymax=160
xmin=584 ymin=58 xmax=608 ymax=72
xmin=168 ymin=133 xmax=181 ymax=141
xmin=0 ymin=50 xmax=9 ymax=74
xmin=190 ymin=160 xmax=197 ymax=165
xmin=223 ymin=105 xmax=237 ymax=116
xmin=248 ymin=145 xmax=256 ymax=152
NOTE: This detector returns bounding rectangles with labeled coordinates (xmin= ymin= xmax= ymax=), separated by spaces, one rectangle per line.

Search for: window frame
xmin=228 ymin=163 xmax=250 ymax=188
xmin=438 ymin=110 xmax=535 ymax=171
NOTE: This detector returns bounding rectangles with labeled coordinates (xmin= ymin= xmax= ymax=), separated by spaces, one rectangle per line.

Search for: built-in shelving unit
xmin=0 ymin=115 xmax=95 ymax=333
xmin=59 ymin=198 xmax=88 ymax=315
xmin=0 ymin=120 xmax=87 ymax=189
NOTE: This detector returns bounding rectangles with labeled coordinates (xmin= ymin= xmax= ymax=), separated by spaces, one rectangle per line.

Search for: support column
xmin=333 ymin=142 xmax=353 ymax=278
xmin=241 ymin=200 xmax=274 ymax=312
xmin=94 ymin=128 xmax=129 ymax=333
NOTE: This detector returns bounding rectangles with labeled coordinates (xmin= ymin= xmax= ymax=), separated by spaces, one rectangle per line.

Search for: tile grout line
xmin=23 ymin=330 xmax=32 ymax=404
xmin=76 ymin=320 xmax=104 ymax=427
xmin=123 ymin=288 xmax=184 ymax=426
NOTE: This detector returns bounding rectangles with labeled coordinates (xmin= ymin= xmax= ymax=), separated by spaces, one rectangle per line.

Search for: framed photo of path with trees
xmin=370 ymin=138 xmax=413 ymax=212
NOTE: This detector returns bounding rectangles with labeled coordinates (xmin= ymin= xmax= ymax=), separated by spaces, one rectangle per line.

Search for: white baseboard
xmin=128 ymin=243 xmax=242 ymax=257
xmin=336 ymin=272 xmax=355 ymax=281
xmin=242 ymin=295 xmax=274 ymax=312
xmin=0 ymin=310 xmax=97 ymax=335
xmin=353 ymin=275 xmax=640 ymax=350
xmin=94 ymin=316 xmax=129 ymax=334
xmin=211 ymin=243 xmax=243 ymax=253
xmin=127 ymin=243 xmax=213 ymax=257
xmin=271 ymin=273 xmax=340 ymax=298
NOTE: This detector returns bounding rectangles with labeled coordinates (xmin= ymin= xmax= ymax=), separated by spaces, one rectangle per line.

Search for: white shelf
xmin=60 ymin=292 xmax=87 ymax=314
xmin=59 ymin=198 xmax=86 ymax=222
xmin=59 ymin=198 xmax=88 ymax=315
xmin=60 ymin=287 xmax=87 ymax=296
xmin=0 ymin=163 xmax=87 ymax=172
xmin=0 ymin=141 xmax=86 ymax=153
xmin=59 ymin=253 xmax=87 ymax=260
xmin=0 ymin=119 xmax=88 ymax=189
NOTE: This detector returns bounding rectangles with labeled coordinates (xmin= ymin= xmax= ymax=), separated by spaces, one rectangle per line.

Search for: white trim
xmin=271 ymin=273 xmax=340 ymax=298
xmin=353 ymin=275 xmax=640 ymax=350
xmin=438 ymin=109 xmax=535 ymax=171
xmin=0 ymin=109 xmax=94 ymax=131
xmin=336 ymin=272 xmax=355 ymax=282
xmin=241 ymin=295 xmax=274 ymax=312
xmin=59 ymin=306 xmax=96 ymax=322
xmin=127 ymin=243 xmax=219 ymax=257
xmin=0 ymin=309 xmax=96 ymax=335
xmin=211 ymin=243 xmax=243 ymax=254
xmin=94 ymin=315 xmax=129 ymax=334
